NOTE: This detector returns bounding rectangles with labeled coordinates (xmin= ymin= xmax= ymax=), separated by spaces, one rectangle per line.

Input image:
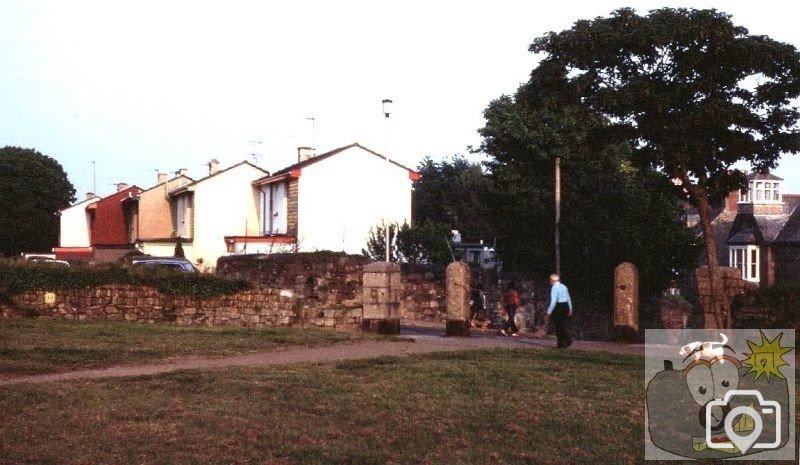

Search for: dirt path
xmin=0 ymin=322 xmax=651 ymax=387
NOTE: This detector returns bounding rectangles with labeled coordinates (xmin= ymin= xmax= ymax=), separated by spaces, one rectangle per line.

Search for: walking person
xmin=500 ymin=281 xmax=520 ymax=337
xmin=546 ymin=273 xmax=573 ymax=348
xmin=469 ymin=285 xmax=485 ymax=327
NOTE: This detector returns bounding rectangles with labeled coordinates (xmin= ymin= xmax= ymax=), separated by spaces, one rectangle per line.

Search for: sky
xmin=1 ymin=0 xmax=799 ymax=198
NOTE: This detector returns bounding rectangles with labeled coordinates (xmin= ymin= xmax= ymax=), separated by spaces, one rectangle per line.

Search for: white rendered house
xmin=168 ymin=161 xmax=268 ymax=271
xmin=54 ymin=194 xmax=100 ymax=260
xmin=241 ymin=143 xmax=418 ymax=255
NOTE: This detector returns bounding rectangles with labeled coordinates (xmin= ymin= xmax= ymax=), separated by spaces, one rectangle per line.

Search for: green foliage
xmin=362 ymin=222 xmax=453 ymax=265
xmin=0 ymin=147 xmax=76 ymax=256
xmin=413 ymin=156 xmax=494 ymax=242
xmin=0 ymin=260 xmax=251 ymax=299
xmin=529 ymin=8 xmax=800 ymax=263
xmin=479 ymin=42 xmax=699 ymax=301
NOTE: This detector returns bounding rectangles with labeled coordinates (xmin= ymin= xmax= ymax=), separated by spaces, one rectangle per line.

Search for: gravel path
xmin=0 ymin=321 xmax=649 ymax=387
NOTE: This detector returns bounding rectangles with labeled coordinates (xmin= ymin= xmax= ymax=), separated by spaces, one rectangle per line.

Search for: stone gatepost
xmin=361 ymin=261 xmax=402 ymax=334
xmin=613 ymin=262 xmax=639 ymax=342
xmin=445 ymin=261 xmax=471 ymax=336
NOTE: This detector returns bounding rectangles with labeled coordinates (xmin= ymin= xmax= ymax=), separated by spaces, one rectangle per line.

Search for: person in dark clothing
xmin=501 ymin=281 xmax=520 ymax=337
xmin=547 ymin=273 xmax=573 ymax=348
xmin=469 ymin=286 xmax=485 ymax=327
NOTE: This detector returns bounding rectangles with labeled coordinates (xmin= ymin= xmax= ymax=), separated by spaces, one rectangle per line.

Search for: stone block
xmin=362 ymin=303 xmax=386 ymax=319
xmin=446 ymin=262 xmax=471 ymax=322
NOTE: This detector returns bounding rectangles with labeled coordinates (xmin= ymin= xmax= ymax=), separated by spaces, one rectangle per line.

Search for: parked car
xmin=130 ymin=257 xmax=198 ymax=273
xmin=25 ymin=255 xmax=71 ymax=268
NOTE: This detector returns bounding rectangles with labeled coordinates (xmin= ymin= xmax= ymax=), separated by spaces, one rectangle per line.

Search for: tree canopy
xmin=0 ymin=147 xmax=75 ymax=256
xmin=528 ymin=7 xmax=800 ymax=327
xmin=413 ymin=156 xmax=494 ymax=243
xmin=479 ymin=47 xmax=698 ymax=304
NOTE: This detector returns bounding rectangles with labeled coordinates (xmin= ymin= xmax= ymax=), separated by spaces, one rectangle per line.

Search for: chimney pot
xmin=116 ymin=182 xmax=129 ymax=192
xmin=208 ymin=159 xmax=220 ymax=175
xmin=176 ymin=168 xmax=188 ymax=177
xmin=86 ymin=192 xmax=96 ymax=200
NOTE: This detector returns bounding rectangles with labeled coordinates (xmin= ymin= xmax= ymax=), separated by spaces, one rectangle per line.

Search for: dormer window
xmin=738 ymin=176 xmax=783 ymax=204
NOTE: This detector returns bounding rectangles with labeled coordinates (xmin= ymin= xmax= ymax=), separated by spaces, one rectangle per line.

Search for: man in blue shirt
xmin=546 ymin=273 xmax=573 ymax=348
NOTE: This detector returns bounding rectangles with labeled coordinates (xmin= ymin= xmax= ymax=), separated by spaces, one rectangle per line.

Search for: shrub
xmin=0 ymin=260 xmax=251 ymax=298
xmin=735 ymin=283 xmax=800 ymax=328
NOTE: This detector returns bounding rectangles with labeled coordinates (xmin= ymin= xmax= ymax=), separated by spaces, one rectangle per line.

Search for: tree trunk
xmin=687 ymin=183 xmax=729 ymax=328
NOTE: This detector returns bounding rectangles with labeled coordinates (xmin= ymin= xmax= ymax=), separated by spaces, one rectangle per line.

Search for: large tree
xmin=0 ymin=147 xmax=76 ymax=256
xmin=480 ymin=55 xmax=698 ymax=307
xmin=413 ymin=156 xmax=494 ymax=243
xmin=529 ymin=8 xmax=800 ymax=327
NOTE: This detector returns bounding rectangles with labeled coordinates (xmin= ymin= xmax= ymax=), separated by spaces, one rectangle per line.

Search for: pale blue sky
xmin=1 ymin=0 xmax=798 ymax=197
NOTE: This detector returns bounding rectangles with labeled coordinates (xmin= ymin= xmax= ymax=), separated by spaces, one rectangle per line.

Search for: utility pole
xmin=382 ymin=99 xmax=393 ymax=262
xmin=90 ymin=161 xmax=96 ymax=194
xmin=305 ymin=116 xmax=316 ymax=153
xmin=554 ymin=156 xmax=561 ymax=275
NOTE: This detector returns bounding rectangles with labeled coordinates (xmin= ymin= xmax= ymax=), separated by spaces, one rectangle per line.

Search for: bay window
xmin=729 ymin=245 xmax=760 ymax=283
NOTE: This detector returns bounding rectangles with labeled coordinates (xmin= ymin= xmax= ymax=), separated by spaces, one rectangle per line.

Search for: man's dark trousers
xmin=552 ymin=302 xmax=572 ymax=348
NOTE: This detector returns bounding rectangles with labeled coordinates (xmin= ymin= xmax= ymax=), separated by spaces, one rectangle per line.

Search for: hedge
xmin=735 ymin=282 xmax=800 ymax=328
xmin=0 ymin=261 xmax=252 ymax=299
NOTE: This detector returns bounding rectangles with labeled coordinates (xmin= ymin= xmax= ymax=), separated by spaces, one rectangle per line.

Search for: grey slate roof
xmin=727 ymin=195 xmax=800 ymax=245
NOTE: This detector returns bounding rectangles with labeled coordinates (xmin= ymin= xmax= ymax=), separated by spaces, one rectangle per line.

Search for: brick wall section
xmin=287 ymin=179 xmax=299 ymax=237
xmin=5 ymin=285 xmax=362 ymax=329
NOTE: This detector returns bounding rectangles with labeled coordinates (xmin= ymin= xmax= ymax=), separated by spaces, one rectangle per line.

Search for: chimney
xmin=116 ymin=182 xmax=129 ymax=192
xmin=86 ymin=192 xmax=97 ymax=200
xmin=724 ymin=190 xmax=739 ymax=216
xmin=208 ymin=159 xmax=220 ymax=176
xmin=157 ymin=172 xmax=168 ymax=185
xmin=297 ymin=146 xmax=315 ymax=162
xmin=176 ymin=168 xmax=188 ymax=177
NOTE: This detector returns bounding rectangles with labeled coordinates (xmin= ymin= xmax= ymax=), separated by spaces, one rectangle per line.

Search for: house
xmin=167 ymin=160 xmax=268 ymax=271
xmin=237 ymin=143 xmax=418 ymax=255
xmin=130 ymin=171 xmax=194 ymax=257
xmin=55 ymin=183 xmax=142 ymax=262
xmin=87 ymin=183 xmax=143 ymax=262
xmin=707 ymin=173 xmax=800 ymax=286
xmin=54 ymin=193 xmax=100 ymax=261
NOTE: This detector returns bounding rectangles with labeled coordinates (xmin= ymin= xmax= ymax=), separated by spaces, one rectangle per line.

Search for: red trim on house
xmin=409 ymin=171 xmax=421 ymax=181
xmin=224 ymin=235 xmax=297 ymax=244
xmin=54 ymin=247 xmax=93 ymax=258
xmin=252 ymin=169 xmax=302 ymax=187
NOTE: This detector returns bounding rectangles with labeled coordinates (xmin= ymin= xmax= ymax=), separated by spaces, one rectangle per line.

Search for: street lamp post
xmin=382 ymin=98 xmax=393 ymax=262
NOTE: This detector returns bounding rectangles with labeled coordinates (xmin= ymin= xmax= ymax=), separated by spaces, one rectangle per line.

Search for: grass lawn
xmin=0 ymin=349 xmax=651 ymax=465
xmin=0 ymin=318 xmax=378 ymax=376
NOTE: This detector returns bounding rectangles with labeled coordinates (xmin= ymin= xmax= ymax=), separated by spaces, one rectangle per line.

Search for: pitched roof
xmin=259 ymin=143 xmax=418 ymax=183
xmin=774 ymin=195 xmax=800 ymax=243
xmin=62 ymin=195 xmax=101 ymax=212
xmin=727 ymin=195 xmax=800 ymax=245
xmin=171 ymin=161 xmax=268 ymax=196
xmin=137 ymin=174 xmax=194 ymax=195
xmin=747 ymin=172 xmax=784 ymax=181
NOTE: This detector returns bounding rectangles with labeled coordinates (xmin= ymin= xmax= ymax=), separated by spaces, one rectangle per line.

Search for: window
xmin=729 ymin=245 xmax=760 ymax=283
xmin=742 ymin=180 xmax=783 ymax=204
xmin=173 ymin=194 xmax=193 ymax=238
xmin=261 ymin=182 xmax=288 ymax=235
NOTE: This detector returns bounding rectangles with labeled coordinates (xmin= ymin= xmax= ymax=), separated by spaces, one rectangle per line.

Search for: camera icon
xmin=705 ymin=390 xmax=781 ymax=453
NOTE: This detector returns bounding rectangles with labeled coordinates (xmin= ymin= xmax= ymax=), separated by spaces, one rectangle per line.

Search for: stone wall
xmin=218 ymin=254 xmax=448 ymax=322
xmin=5 ymin=284 xmax=362 ymax=330
xmin=217 ymin=253 xmax=367 ymax=308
